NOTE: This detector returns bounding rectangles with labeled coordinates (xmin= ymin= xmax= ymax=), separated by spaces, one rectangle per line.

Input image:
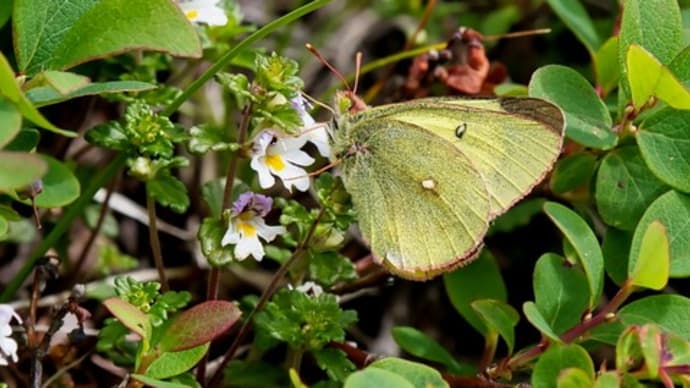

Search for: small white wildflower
xmin=176 ymin=0 xmax=228 ymax=26
xmin=294 ymin=281 xmax=324 ymax=297
xmin=0 ymin=304 xmax=21 ymax=366
xmin=221 ymin=192 xmax=286 ymax=261
xmin=250 ymin=131 xmax=315 ymax=192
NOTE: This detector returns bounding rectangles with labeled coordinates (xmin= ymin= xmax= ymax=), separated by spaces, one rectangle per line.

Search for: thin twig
xmin=146 ymin=194 xmax=169 ymax=292
xmin=41 ymin=351 xmax=92 ymax=388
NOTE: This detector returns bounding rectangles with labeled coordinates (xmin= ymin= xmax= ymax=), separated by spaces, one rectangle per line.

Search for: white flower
xmin=176 ymin=0 xmax=228 ymax=26
xmin=250 ymin=131 xmax=315 ymax=192
xmin=294 ymin=281 xmax=324 ymax=297
xmin=221 ymin=192 xmax=286 ymax=261
xmin=0 ymin=304 xmax=21 ymax=366
xmin=285 ymin=95 xmax=331 ymax=158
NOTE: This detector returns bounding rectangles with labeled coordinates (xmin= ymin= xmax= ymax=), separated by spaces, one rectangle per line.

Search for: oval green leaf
xmin=595 ymin=146 xmax=668 ymax=231
xmin=628 ymin=190 xmax=690 ymax=277
xmin=638 ymin=108 xmax=690 ymax=194
xmin=533 ymin=253 xmax=589 ymax=335
xmin=545 ymin=0 xmax=601 ymax=53
xmin=557 ymin=367 xmax=594 ymax=388
xmin=158 ymin=300 xmax=241 ymax=352
xmin=344 ymin=368 xmax=415 ymax=388
xmin=593 ymin=37 xmax=620 ymax=96
xmin=102 ymin=297 xmax=151 ymax=339
xmin=529 ymin=65 xmax=616 ymax=149
xmin=27 ymin=80 xmax=157 ymax=108
xmin=0 ymin=98 xmax=21 ymax=147
xmin=629 ymin=221 xmax=669 ymax=290
xmin=392 ymin=326 xmax=468 ymax=374
xmin=32 ymin=155 xmax=80 ymax=208
xmin=593 ymin=371 xmax=621 ymax=388
xmin=619 ymin=294 xmax=690 ymax=340
xmin=532 ymin=344 xmax=595 ymax=388
xmin=130 ymin=374 xmax=189 ymax=388
xmin=627 ymin=44 xmax=690 ymax=110
xmin=602 ymin=228 xmax=632 ymax=286
xmin=543 ymin=202 xmax=604 ymax=308
xmin=0 ymin=151 xmax=47 ymax=192
xmin=550 ymin=152 xmax=597 ymax=195
xmin=523 ymin=301 xmax=561 ymax=342
xmin=145 ymin=343 xmax=210 ymax=380
xmin=471 ymin=299 xmax=519 ymax=355
xmin=369 ymin=358 xmax=448 ymax=388
xmin=14 ymin=0 xmax=201 ymax=75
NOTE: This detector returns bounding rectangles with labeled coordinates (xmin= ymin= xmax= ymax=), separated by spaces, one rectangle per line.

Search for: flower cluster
xmin=175 ymin=0 xmax=228 ymax=26
xmin=0 ymin=304 xmax=21 ymax=366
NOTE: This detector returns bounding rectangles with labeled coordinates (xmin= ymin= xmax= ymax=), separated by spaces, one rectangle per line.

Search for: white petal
xmin=221 ymin=222 xmax=240 ymax=246
xmin=252 ymin=218 xmax=286 ymax=242
xmin=273 ymin=163 xmax=311 ymax=192
xmin=251 ymin=157 xmax=276 ymax=189
xmin=234 ymin=235 xmax=265 ymax=261
xmin=281 ymin=148 xmax=315 ymax=167
xmin=0 ymin=337 xmax=18 ymax=363
xmin=195 ymin=6 xmax=228 ymax=26
xmin=307 ymin=125 xmax=332 ymax=157
xmin=273 ymin=135 xmax=308 ymax=153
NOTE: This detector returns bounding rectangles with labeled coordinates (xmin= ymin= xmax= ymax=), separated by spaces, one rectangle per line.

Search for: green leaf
xmin=556 ymin=367 xmax=594 ymax=388
xmin=147 ymin=173 xmax=189 ymax=213
xmin=639 ymin=325 xmax=662 ymax=378
xmin=5 ymin=128 xmax=40 ymax=152
xmin=27 ymin=80 xmax=157 ymax=107
xmin=593 ymin=37 xmax=620 ymax=96
xmin=545 ymin=0 xmax=601 ymax=53
xmin=627 ymin=44 xmax=690 ymax=110
xmin=615 ymin=325 xmax=646 ymax=373
xmin=0 ymin=98 xmax=22 ymax=147
xmin=638 ymin=109 xmax=690 ymax=193
xmin=595 ymin=146 xmax=668 ymax=231
xmin=199 ymin=216 xmax=235 ymax=266
xmin=222 ymin=360 xmax=288 ymax=388
xmin=0 ymin=151 xmax=46 ymax=191
xmin=31 ymin=155 xmax=80 ymax=208
xmin=392 ymin=326 xmax=468 ymax=374
xmin=145 ymin=343 xmax=209 ymax=380
xmin=158 ymin=301 xmax=241 ymax=353
xmin=619 ymin=294 xmax=690 ymax=340
xmin=27 ymin=70 xmax=90 ymax=95
xmin=532 ymin=344 xmax=595 ymax=388
xmin=602 ymin=228 xmax=632 ymax=286
xmin=308 ymin=251 xmax=357 ymax=287
xmin=0 ymin=0 xmax=11 ymax=28
xmin=593 ymin=371 xmax=621 ymax=388
xmin=522 ymin=301 xmax=561 ymax=342
xmin=550 ymin=152 xmax=597 ymax=195
xmin=0 ymin=53 xmax=74 ymax=136
xmin=619 ymin=0 xmax=683 ymax=90
xmin=443 ymin=250 xmax=506 ymax=335
xmin=14 ymin=0 xmax=201 ymax=75
xmin=369 ymin=358 xmax=448 ymax=388
xmin=344 ymin=368 xmax=414 ymax=388
xmin=130 ymin=374 xmax=189 ymax=388
xmin=0 ymin=216 xmax=8 ymax=239
xmin=489 ymin=198 xmax=545 ymax=234
xmin=628 ymin=190 xmax=690 ymax=277
xmin=471 ymin=299 xmax=519 ymax=355
xmin=102 ymin=297 xmax=151 ymax=339
xmin=188 ymin=124 xmax=238 ymax=155
xmin=543 ymin=202 xmax=604 ymax=308
xmin=669 ymin=46 xmax=690 ymax=85
xmin=529 ymin=65 xmax=616 ymax=149
xmin=533 ymin=253 xmax=589 ymax=335
xmin=311 ymin=348 xmax=355 ymax=382
xmin=629 ymin=221 xmax=669 ymax=290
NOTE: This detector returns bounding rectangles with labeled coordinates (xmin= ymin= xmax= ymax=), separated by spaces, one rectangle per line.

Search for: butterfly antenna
xmin=482 ymin=28 xmax=551 ymax=42
xmin=306 ymin=43 xmax=352 ymax=91
xmin=302 ymin=91 xmax=336 ymax=116
xmin=284 ymin=159 xmax=343 ymax=181
xmin=352 ymin=51 xmax=363 ymax=95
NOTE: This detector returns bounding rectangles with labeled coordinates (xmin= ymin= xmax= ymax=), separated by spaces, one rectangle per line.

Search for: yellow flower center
xmin=265 ymin=154 xmax=286 ymax=171
xmin=237 ymin=214 xmax=257 ymax=237
xmin=185 ymin=10 xmax=199 ymax=20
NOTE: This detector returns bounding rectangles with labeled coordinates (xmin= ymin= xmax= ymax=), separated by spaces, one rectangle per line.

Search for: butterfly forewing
xmin=338 ymin=119 xmax=491 ymax=280
xmin=367 ymin=98 xmax=564 ymax=219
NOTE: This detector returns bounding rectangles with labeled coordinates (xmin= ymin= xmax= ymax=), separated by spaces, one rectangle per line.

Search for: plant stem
xmin=0 ymin=153 xmax=128 ymax=302
xmin=146 ymin=194 xmax=169 ymax=292
xmin=206 ymin=207 xmax=327 ymax=388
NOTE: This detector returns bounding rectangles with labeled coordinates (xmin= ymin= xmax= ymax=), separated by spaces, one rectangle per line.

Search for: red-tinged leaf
xmin=157 ymin=300 xmax=241 ymax=352
xmin=103 ymin=297 xmax=150 ymax=339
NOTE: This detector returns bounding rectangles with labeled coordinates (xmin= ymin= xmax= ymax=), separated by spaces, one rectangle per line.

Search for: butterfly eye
xmin=455 ymin=123 xmax=468 ymax=139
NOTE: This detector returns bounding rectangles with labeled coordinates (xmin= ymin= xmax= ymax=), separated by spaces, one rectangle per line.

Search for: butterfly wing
xmin=339 ymin=119 xmax=490 ymax=280
xmin=366 ymin=98 xmax=564 ymax=218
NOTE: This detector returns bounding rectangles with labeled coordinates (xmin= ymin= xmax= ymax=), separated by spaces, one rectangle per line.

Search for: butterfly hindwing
xmin=338 ymin=118 xmax=490 ymax=279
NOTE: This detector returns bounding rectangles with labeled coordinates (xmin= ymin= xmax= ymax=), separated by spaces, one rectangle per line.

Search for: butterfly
xmin=329 ymin=95 xmax=564 ymax=280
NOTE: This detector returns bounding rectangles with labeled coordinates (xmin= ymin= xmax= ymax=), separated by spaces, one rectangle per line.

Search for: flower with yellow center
xmin=221 ymin=192 xmax=285 ymax=261
xmin=175 ymin=0 xmax=228 ymax=26
xmin=250 ymin=131 xmax=315 ymax=192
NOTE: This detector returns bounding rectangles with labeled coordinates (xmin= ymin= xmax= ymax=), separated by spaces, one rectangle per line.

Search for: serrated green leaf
xmin=0 ymin=52 xmax=74 ymax=136
xmin=147 ymin=173 xmax=189 ymax=213
xmin=312 ymin=348 xmax=355 ymax=382
xmin=629 ymin=221 xmax=669 ymax=290
xmin=14 ymin=0 xmax=201 ymax=75
xmin=471 ymin=299 xmax=519 ymax=355
xmin=188 ymin=124 xmax=238 ymax=155
xmin=27 ymin=80 xmax=157 ymax=107
xmin=550 ymin=152 xmax=597 ymax=195
xmin=638 ymin=109 xmax=690 ymax=193
xmin=627 ymin=44 xmax=690 ymax=110
xmin=0 ymin=151 xmax=46 ymax=192
xmin=529 ymin=65 xmax=616 ymax=149
xmin=602 ymin=228 xmax=632 ymax=286
xmin=532 ymin=344 xmax=595 ymax=388
xmin=0 ymin=98 xmax=22 ymax=147
xmin=145 ymin=343 xmax=209 ymax=380
xmin=369 ymin=358 xmax=448 ymax=388
xmin=522 ymin=301 xmax=561 ymax=342
xmin=556 ymin=367 xmax=594 ymax=388
xmin=543 ymin=202 xmax=604 ymax=308
xmin=158 ymin=301 xmax=241 ymax=352
xmin=533 ymin=253 xmax=589 ymax=335
xmin=308 ymin=251 xmax=357 ymax=287
xmin=628 ymin=190 xmax=690 ymax=277
xmin=103 ymin=297 xmax=151 ymax=339
xmin=344 ymin=368 xmax=414 ymax=388
xmin=443 ymin=250 xmax=506 ymax=335
xmin=595 ymin=146 xmax=668 ymax=231
xmin=392 ymin=326 xmax=468 ymax=374
xmin=619 ymin=295 xmax=690 ymax=340
xmin=546 ymin=0 xmax=601 ymax=53
xmin=593 ymin=37 xmax=620 ymax=96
